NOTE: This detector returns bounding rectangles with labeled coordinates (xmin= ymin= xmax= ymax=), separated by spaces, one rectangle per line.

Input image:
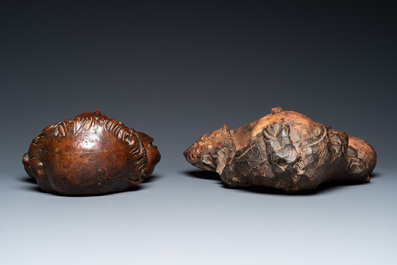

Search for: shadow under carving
xmin=18 ymin=175 xmax=164 ymax=197
xmin=184 ymin=170 xmax=380 ymax=195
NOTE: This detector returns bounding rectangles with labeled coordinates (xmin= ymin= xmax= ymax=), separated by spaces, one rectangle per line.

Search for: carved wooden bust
xmin=184 ymin=107 xmax=376 ymax=193
xmin=23 ymin=111 xmax=160 ymax=195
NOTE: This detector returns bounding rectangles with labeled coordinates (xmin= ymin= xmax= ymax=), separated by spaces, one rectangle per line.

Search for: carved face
xmin=136 ymin=131 xmax=161 ymax=176
xmin=184 ymin=125 xmax=235 ymax=172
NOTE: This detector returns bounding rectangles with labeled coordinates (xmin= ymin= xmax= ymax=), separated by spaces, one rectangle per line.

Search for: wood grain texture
xmin=184 ymin=107 xmax=376 ymax=193
xmin=23 ymin=111 xmax=160 ymax=195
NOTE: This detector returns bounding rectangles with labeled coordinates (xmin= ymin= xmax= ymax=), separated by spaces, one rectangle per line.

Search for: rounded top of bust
xmin=39 ymin=110 xmax=138 ymax=154
xmin=251 ymin=107 xmax=325 ymax=142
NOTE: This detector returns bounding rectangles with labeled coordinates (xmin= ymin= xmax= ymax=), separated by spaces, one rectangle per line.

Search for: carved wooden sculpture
xmin=23 ymin=111 xmax=160 ymax=195
xmin=184 ymin=107 xmax=376 ymax=193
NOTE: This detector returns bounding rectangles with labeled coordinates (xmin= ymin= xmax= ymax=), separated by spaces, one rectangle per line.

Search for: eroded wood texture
xmin=184 ymin=107 xmax=376 ymax=193
xmin=23 ymin=110 xmax=160 ymax=195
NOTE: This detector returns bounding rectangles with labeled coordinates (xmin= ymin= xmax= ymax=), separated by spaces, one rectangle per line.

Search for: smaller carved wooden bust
xmin=184 ymin=107 xmax=376 ymax=193
xmin=23 ymin=111 xmax=160 ymax=195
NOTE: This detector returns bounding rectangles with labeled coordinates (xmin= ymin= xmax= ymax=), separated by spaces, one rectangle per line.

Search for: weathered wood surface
xmin=184 ymin=107 xmax=376 ymax=193
xmin=23 ymin=111 xmax=160 ymax=195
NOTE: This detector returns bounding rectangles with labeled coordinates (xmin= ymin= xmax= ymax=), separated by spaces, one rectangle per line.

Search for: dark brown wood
xmin=184 ymin=107 xmax=377 ymax=193
xmin=23 ymin=111 xmax=160 ymax=195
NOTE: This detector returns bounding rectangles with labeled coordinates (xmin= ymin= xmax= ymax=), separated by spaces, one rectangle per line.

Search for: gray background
xmin=1 ymin=1 xmax=396 ymax=264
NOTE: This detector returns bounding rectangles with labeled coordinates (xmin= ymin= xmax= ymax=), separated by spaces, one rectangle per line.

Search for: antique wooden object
xmin=184 ymin=107 xmax=377 ymax=193
xmin=23 ymin=111 xmax=160 ymax=195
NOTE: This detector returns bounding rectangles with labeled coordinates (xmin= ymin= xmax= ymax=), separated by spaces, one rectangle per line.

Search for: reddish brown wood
xmin=184 ymin=107 xmax=377 ymax=193
xmin=23 ymin=111 xmax=160 ymax=195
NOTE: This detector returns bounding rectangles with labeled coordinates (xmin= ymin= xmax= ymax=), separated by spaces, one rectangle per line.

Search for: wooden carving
xmin=23 ymin=111 xmax=161 ymax=195
xmin=184 ymin=107 xmax=377 ymax=193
